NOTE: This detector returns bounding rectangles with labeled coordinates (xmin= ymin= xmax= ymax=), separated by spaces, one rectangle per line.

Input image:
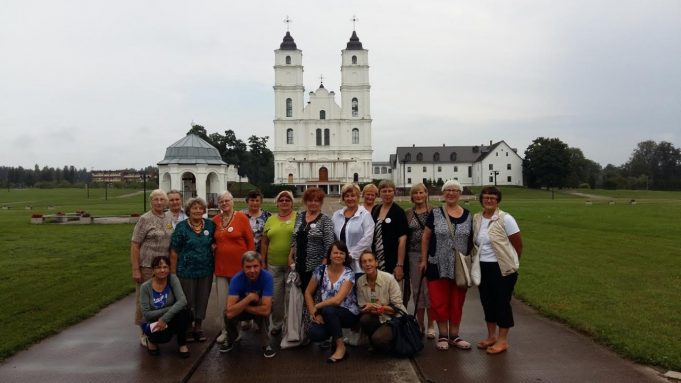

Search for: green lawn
xmin=0 ymin=187 xmax=680 ymax=371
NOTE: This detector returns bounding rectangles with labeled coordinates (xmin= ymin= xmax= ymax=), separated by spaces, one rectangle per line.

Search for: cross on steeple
xmin=350 ymin=15 xmax=359 ymax=30
xmin=319 ymin=74 xmax=324 ymax=84
xmin=283 ymin=15 xmax=292 ymax=31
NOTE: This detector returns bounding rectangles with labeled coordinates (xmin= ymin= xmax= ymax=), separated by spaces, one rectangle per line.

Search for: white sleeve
xmin=503 ymin=214 xmax=520 ymax=236
xmin=350 ymin=212 xmax=375 ymax=260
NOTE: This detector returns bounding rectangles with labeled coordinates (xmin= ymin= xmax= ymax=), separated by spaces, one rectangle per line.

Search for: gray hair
xmin=241 ymin=250 xmax=262 ymax=266
xmin=218 ymin=191 xmax=234 ymax=202
xmin=149 ymin=189 xmax=168 ymax=202
xmin=377 ymin=179 xmax=396 ymax=191
xmin=167 ymin=189 xmax=182 ymax=198
xmin=441 ymin=179 xmax=463 ymax=192
xmin=184 ymin=197 xmax=207 ymax=214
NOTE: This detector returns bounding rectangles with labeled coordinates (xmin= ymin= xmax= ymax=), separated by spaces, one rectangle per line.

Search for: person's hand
xmin=132 ymin=268 xmax=142 ymax=283
xmin=246 ymin=292 xmax=260 ymax=304
xmin=311 ymin=312 xmax=324 ymax=324
xmin=155 ymin=319 xmax=168 ymax=332
xmin=418 ymin=260 xmax=426 ymax=275
xmin=393 ymin=266 xmax=404 ymax=281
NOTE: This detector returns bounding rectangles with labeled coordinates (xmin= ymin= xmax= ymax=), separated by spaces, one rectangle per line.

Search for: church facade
xmin=272 ymin=30 xmax=373 ymax=195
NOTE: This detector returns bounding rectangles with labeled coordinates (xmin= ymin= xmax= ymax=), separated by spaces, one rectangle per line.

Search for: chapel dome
xmin=158 ymin=134 xmax=226 ymax=165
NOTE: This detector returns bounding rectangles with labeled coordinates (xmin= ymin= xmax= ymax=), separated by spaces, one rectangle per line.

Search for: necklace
xmin=190 ymin=219 xmax=204 ymax=233
xmin=221 ymin=211 xmax=234 ymax=230
xmin=278 ymin=210 xmax=292 ymax=218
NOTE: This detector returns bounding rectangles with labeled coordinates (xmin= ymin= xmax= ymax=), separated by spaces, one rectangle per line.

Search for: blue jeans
xmin=308 ymin=306 xmax=358 ymax=342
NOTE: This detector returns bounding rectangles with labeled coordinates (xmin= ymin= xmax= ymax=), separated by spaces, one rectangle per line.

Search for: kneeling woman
xmin=139 ymin=256 xmax=190 ymax=357
xmin=356 ymin=251 xmax=407 ymax=353
xmin=305 ymin=241 xmax=359 ymax=363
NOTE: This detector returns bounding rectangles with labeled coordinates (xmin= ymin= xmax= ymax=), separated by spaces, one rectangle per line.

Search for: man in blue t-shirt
xmin=219 ymin=251 xmax=276 ymax=358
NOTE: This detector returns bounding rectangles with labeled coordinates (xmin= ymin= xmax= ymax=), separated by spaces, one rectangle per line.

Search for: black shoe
xmin=219 ymin=340 xmax=235 ymax=353
xmin=179 ymin=348 xmax=190 ymax=359
xmin=263 ymin=345 xmax=276 ymax=358
xmin=326 ymin=351 xmax=349 ymax=363
xmin=147 ymin=343 xmax=160 ymax=356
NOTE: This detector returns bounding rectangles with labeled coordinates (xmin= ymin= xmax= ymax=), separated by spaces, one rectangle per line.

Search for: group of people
xmin=131 ymin=181 xmax=522 ymax=362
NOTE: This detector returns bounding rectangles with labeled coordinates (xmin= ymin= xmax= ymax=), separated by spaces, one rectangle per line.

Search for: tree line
xmin=0 ymin=165 xmax=159 ymax=189
xmin=523 ymin=138 xmax=681 ymax=190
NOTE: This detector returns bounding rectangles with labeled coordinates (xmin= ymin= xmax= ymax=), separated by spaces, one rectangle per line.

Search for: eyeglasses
xmin=482 ymin=196 xmax=498 ymax=201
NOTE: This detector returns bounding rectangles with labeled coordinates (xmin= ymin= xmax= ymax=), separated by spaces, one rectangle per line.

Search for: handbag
xmin=388 ymin=304 xmax=424 ymax=357
xmin=443 ymin=207 xmax=472 ymax=288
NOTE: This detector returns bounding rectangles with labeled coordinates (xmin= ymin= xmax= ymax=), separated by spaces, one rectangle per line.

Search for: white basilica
xmin=272 ymin=29 xmax=373 ymax=195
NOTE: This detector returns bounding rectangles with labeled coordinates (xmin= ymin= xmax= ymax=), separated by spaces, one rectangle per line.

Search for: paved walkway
xmin=0 ymin=283 xmax=668 ymax=383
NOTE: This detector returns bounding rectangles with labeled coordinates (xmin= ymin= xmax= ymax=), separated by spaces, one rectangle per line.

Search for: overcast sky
xmin=1 ymin=0 xmax=679 ymax=170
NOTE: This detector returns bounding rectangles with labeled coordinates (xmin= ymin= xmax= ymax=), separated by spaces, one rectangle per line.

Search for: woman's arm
xmin=130 ymin=241 xmax=141 ymax=283
xmin=170 ymin=249 xmax=178 ymax=274
xmin=315 ymin=279 xmax=353 ymax=309
xmin=394 ymin=234 xmax=407 ymax=281
xmin=260 ymin=234 xmax=270 ymax=267
xmin=159 ymin=275 xmax=188 ymax=323
xmin=350 ymin=213 xmax=375 ymax=262
xmin=509 ymin=232 xmax=523 ymax=258
xmin=304 ymin=276 xmax=320 ymax=321
xmin=419 ymin=227 xmax=432 ymax=274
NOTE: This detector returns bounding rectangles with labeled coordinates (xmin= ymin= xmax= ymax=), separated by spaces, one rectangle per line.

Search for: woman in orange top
xmin=213 ymin=191 xmax=255 ymax=342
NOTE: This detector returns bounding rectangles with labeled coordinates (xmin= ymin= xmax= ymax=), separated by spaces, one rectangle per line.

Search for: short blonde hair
xmin=341 ymin=183 xmax=360 ymax=200
xmin=149 ymin=189 xmax=168 ymax=202
xmin=275 ymin=190 xmax=294 ymax=202
xmin=442 ymin=179 xmax=463 ymax=192
xmin=410 ymin=183 xmax=428 ymax=203
xmin=361 ymin=183 xmax=378 ymax=196
xmin=377 ymin=179 xmax=396 ymax=191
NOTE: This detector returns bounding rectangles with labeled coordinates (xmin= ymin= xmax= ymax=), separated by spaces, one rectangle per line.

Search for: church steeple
xmin=280 ymin=31 xmax=297 ymax=50
xmin=346 ymin=31 xmax=363 ymax=50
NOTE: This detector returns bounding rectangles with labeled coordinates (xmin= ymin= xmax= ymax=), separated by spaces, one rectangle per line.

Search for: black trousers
xmin=478 ymin=262 xmax=518 ymax=329
xmin=147 ymin=308 xmax=191 ymax=346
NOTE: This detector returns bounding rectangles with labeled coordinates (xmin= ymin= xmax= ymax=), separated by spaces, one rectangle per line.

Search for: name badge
xmin=203 ymin=230 xmax=209 ymax=236
xmin=165 ymin=224 xmax=172 ymax=230
xmin=310 ymin=223 xmax=317 ymax=229
xmin=385 ymin=218 xmax=392 ymax=224
xmin=227 ymin=227 xmax=234 ymax=233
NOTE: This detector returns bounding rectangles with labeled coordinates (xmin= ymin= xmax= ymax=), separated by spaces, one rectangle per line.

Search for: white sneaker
xmin=217 ymin=329 xmax=227 ymax=343
xmin=140 ymin=334 xmax=148 ymax=347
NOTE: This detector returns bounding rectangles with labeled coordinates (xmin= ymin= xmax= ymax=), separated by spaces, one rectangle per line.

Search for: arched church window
xmin=286 ymin=98 xmax=292 ymax=117
xmin=450 ymin=152 xmax=457 ymax=161
xmin=324 ymin=129 xmax=330 ymax=146
xmin=316 ymin=129 xmax=322 ymax=146
xmin=352 ymin=98 xmax=358 ymax=117
xmin=285 ymin=56 xmax=291 ymax=64
xmin=352 ymin=128 xmax=359 ymax=144
xmin=320 ymin=110 xmax=326 ymax=120
xmin=433 ymin=152 xmax=440 ymax=162
xmin=352 ymin=55 xmax=357 ymax=64
xmin=286 ymin=129 xmax=293 ymax=144
xmin=404 ymin=153 xmax=411 ymax=162
xmin=416 ymin=152 xmax=423 ymax=162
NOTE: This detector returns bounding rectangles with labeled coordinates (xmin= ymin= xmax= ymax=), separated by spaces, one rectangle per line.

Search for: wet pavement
xmin=0 ymin=198 xmax=670 ymax=382
xmin=0 ymin=284 xmax=668 ymax=383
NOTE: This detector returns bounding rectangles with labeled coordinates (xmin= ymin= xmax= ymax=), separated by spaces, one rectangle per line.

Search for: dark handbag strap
xmin=442 ymin=207 xmax=459 ymax=253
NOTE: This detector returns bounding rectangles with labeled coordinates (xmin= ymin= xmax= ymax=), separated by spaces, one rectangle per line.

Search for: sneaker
xmin=216 ymin=329 xmax=227 ymax=343
xmin=140 ymin=334 xmax=148 ymax=348
xmin=263 ymin=345 xmax=276 ymax=358
xmin=219 ymin=340 xmax=235 ymax=353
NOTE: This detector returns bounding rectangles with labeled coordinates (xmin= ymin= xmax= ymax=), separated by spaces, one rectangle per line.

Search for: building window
xmin=286 ymin=128 xmax=293 ymax=144
xmin=506 ymin=152 xmax=509 ymax=157
xmin=352 ymin=55 xmax=357 ymax=64
xmin=454 ymin=166 xmax=458 ymax=172
xmin=489 ymin=176 xmax=493 ymax=182
xmin=433 ymin=152 xmax=440 ymax=162
xmin=404 ymin=153 xmax=411 ymax=162
xmin=374 ymin=166 xmax=380 ymax=174
xmin=381 ymin=167 xmax=387 ymax=174
xmin=507 ymin=176 xmax=512 ymax=182
xmin=352 ymin=98 xmax=358 ymax=117
xmin=450 ymin=152 xmax=457 ymax=161
xmin=422 ymin=166 xmax=427 ymax=172
xmin=388 ymin=169 xmax=392 ymax=173
xmin=422 ymin=178 xmax=428 ymax=184
xmin=507 ymin=163 xmax=511 ymax=170
xmin=468 ymin=166 xmax=472 ymax=177
xmin=285 ymin=55 xmax=291 ymax=64
xmin=416 ymin=152 xmax=423 ymax=162
xmin=496 ymin=152 xmax=498 ymax=156
xmin=352 ymin=128 xmax=359 ymax=144
xmin=407 ymin=178 xmax=412 ymax=184
xmin=286 ymin=98 xmax=292 ymax=117
xmin=324 ymin=129 xmax=330 ymax=145
xmin=407 ymin=167 xmax=411 ymax=173
xmin=437 ymin=166 xmax=442 ymax=172
xmin=316 ymin=129 xmax=322 ymax=146
xmin=489 ymin=164 xmax=493 ymax=170
xmin=320 ymin=110 xmax=326 ymax=120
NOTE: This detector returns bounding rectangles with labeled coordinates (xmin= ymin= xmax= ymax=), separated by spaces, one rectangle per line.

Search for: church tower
xmin=272 ymin=26 xmax=373 ymax=195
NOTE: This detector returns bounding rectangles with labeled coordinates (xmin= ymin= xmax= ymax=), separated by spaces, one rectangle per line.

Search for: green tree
xmin=523 ymin=137 xmax=572 ymax=189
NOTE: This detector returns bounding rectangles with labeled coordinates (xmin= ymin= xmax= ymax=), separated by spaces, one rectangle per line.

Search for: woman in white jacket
xmin=332 ymin=183 xmax=375 ymax=275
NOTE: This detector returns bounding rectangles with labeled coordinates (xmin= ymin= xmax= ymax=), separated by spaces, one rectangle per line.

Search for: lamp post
xmin=490 ymin=170 xmax=500 ymax=186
